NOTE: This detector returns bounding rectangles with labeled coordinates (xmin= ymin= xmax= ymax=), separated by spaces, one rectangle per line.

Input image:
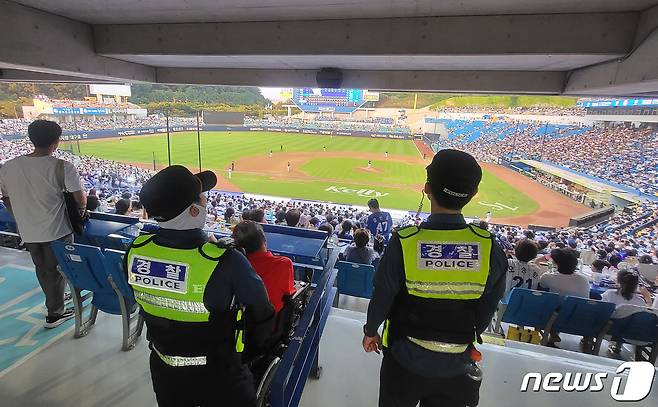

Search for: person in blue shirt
xmin=366 ymin=198 xmax=393 ymax=243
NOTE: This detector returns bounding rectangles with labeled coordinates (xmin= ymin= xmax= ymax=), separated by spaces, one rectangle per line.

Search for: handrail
xmin=270 ymin=248 xmax=339 ymax=407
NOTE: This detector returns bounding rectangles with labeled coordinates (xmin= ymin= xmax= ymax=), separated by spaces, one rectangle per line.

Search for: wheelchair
xmin=250 ymin=281 xmax=312 ymax=407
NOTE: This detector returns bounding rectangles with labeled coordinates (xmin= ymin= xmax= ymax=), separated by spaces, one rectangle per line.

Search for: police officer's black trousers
xmin=149 ymin=351 xmax=257 ymax=407
xmin=379 ymin=353 xmax=480 ymax=407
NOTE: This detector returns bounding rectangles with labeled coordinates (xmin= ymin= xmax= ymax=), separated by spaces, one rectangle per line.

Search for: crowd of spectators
xmin=493 ymin=202 xmax=658 ymax=264
xmin=439 ymin=105 xmax=587 ymax=116
xmin=244 ymin=116 xmax=411 ymax=135
xmin=315 ymin=114 xmax=396 ymax=125
xmin=0 ymin=116 xmax=199 ymax=136
xmin=435 ymin=120 xmax=658 ymax=197
xmin=0 ymin=119 xmax=30 ymax=135
xmin=0 ymin=138 xmax=154 ymax=209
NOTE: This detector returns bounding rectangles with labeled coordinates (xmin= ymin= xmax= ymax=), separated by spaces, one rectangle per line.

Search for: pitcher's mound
xmin=357 ymin=166 xmax=383 ymax=174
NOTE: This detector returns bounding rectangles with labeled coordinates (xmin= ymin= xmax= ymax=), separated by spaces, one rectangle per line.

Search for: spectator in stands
xmin=341 ymin=228 xmax=379 ymax=265
xmin=223 ymin=207 xmax=235 ymax=223
xmin=115 ymin=198 xmax=132 ymax=215
xmin=337 ymin=220 xmax=353 ymax=240
xmin=373 ymin=234 xmax=386 ymax=257
xmin=539 ymin=248 xmax=590 ymax=347
xmin=86 ymin=188 xmax=100 ymax=212
xmin=98 ymin=193 xmax=109 ymax=213
xmin=505 ymin=239 xmax=542 ymax=296
xmin=285 ymin=209 xmax=301 ymax=227
xmin=0 ymin=120 xmax=86 ymax=328
xmin=275 ymin=210 xmax=287 ymax=225
xmin=232 ymin=221 xmax=295 ymax=313
xmin=609 ymin=254 xmax=623 ymax=269
xmin=539 ymin=248 xmax=589 ymax=298
xmin=639 ymin=254 xmax=654 ymax=264
xmin=596 ymin=249 xmax=609 ymax=260
xmin=602 ymin=269 xmax=651 ymax=310
xmin=590 ymin=259 xmax=611 ymax=274
xmin=309 ymin=217 xmax=320 ymax=229
xmin=603 ymin=269 xmax=654 ymax=354
xmin=318 ymin=222 xmax=334 ymax=237
xmin=251 ymin=208 xmax=265 ymax=223
xmin=366 ymin=198 xmax=393 ymax=243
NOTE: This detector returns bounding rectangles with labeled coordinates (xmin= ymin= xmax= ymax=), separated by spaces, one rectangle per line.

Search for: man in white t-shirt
xmin=0 ymin=120 xmax=86 ymax=328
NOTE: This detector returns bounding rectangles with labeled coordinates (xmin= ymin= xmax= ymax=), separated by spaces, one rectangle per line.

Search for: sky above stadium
xmin=260 ymin=87 xmax=285 ymax=102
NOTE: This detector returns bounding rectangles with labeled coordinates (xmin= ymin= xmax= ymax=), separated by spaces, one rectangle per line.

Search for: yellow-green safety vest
xmin=382 ymin=224 xmax=492 ymax=348
xmin=398 ymin=225 xmax=492 ymax=300
xmin=127 ymin=235 xmax=245 ymax=353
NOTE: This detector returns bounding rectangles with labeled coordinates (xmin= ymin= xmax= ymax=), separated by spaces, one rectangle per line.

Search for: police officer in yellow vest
xmin=126 ymin=165 xmax=274 ymax=407
xmin=362 ymin=149 xmax=507 ymax=407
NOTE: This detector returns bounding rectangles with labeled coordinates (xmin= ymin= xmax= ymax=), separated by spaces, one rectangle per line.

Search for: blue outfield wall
xmin=2 ymin=125 xmax=412 ymax=142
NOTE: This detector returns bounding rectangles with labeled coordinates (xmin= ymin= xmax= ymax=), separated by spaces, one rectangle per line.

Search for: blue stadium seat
xmin=51 ymin=241 xmax=143 ymax=350
xmin=604 ymin=306 xmax=658 ymax=363
xmin=103 ymin=248 xmax=145 ymax=350
xmin=545 ymin=296 xmax=616 ymax=354
xmin=494 ymin=288 xmax=561 ymax=334
xmin=0 ymin=207 xmax=18 ymax=234
xmin=336 ymin=261 xmax=375 ymax=300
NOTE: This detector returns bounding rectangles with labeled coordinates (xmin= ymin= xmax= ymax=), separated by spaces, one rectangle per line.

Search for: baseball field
xmin=76 ymin=131 xmax=588 ymax=225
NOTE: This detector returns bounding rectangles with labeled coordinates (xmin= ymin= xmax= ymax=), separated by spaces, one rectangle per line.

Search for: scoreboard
xmin=292 ymin=88 xmax=367 ymax=113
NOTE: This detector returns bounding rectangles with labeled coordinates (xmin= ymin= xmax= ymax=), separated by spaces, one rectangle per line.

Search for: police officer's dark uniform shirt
xmin=131 ymin=228 xmax=274 ymax=354
xmin=365 ymin=213 xmax=507 ymax=378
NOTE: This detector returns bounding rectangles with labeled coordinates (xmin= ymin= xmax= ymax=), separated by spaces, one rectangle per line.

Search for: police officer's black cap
xmin=139 ymin=165 xmax=217 ymax=222
xmin=426 ymin=149 xmax=482 ymax=204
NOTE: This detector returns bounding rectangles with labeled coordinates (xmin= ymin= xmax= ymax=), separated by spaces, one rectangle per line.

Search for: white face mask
xmin=159 ymin=203 xmax=207 ymax=231
xmin=190 ymin=204 xmax=208 ymax=229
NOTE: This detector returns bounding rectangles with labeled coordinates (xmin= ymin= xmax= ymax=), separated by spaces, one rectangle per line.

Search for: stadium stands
xmin=244 ymin=117 xmax=411 ymax=135
xmin=430 ymin=118 xmax=658 ymax=197
xmin=0 ymin=116 xmax=199 ymax=135
xmin=439 ymin=106 xmax=587 ymax=116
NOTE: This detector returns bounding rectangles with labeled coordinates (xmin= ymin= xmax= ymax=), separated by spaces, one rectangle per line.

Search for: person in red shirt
xmin=233 ymin=220 xmax=296 ymax=312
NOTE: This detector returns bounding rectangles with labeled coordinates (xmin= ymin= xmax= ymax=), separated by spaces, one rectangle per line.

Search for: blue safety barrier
xmin=336 ymin=261 xmax=375 ymax=299
xmin=261 ymin=224 xmax=328 ymax=274
xmin=604 ymin=308 xmax=658 ymax=363
xmin=494 ymin=288 xmax=560 ymax=334
xmin=270 ymin=247 xmax=339 ymax=407
xmin=545 ymin=297 xmax=616 ymax=354
xmin=51 ymin=241 xmax=143 ymax=350
xmin=89 ymin=212 xmax=140 ymax=225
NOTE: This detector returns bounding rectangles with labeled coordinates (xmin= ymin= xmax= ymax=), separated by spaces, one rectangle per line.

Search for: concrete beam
xmin=0 ymin=0 xmax=154 ymax=83
xmin=95 ymin=13 xmax=636 ymax=58
xmin=157 ymin=68 xmax=566 ymax=94
xmin=0 ymin=69 xmax=118 ymax=83
xmin=634 ymin=4 xmax=658 ymax=48
xmin=564 ymin=20 xmax=658 ymax=96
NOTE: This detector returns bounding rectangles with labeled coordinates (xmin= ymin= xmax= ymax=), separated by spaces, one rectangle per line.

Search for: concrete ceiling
xmin=11 ymin=0 xmax=658 ymax=24
xmin=109 ymin=55 xmax=620 ymax=71
xmin=2 ymin=0 xmax=658 ymax=96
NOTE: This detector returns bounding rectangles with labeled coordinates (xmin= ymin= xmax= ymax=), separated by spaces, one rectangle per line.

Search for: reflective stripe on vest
xmin=127 ymin=235 xmax=225 ymax=323
xmin=154 ymin=347 xmax=207 ymax=367
xmin=398 ymin=226 xmax=492 ymax=300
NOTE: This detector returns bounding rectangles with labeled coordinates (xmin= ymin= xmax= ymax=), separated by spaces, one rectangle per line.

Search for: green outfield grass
xmin=76 ymin=131 xmax=538 ymax=217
